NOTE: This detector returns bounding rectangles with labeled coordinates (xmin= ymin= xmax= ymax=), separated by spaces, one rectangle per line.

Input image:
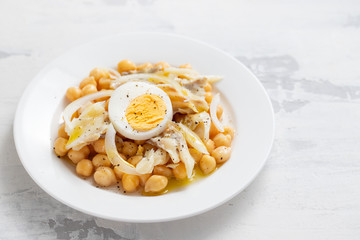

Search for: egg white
xmin=108 ymin=82 xmax=173 ymax=140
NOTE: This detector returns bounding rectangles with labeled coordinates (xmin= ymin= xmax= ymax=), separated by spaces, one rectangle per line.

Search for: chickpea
xmin=90 ymin=68 xmax=110 ymax=82
xmin=114 ymin=166 xmax=124 ymax=179
xmin=54 ymin=137 xmax=68 ymax=157
xmin=68 ymin=145 xmax=90 ymax=164
xmin=205 ymin=139 xmax=215 ymax=154
xmin=139 ymin=173 xmax=151 ymax=187
xmin=144 ymin=175 xmax=168 ymax=193
xmin=93 ymin=138 xmax=106 ymax=154
xmin=154 ymin=61 xmax=170 ymax=70
xmin=66 ymin=87 xmax=81 ymax=102
xmin=98 ymin=77 xmax=112 ymax=90
xmin=117 ymin=59 xmax=136 ymax=73
xmin=116 ymin=143 xmax=123 ymax=154
xmin=92 ymin=154 xmax=112 ymax=168
xmin=76 ymin=159 xmax=94 ymax=177
xmin=224 ymin=126 xmax=235 ymax=140
xmin=122 ymin=141 xmax=138 ymax=157
xmin=81 ymin=84 xmax=97 ymax=97
xmin=210 ymin=122 xmax=221 ymax=139
xmin=88 ymin=144 xmax=96 ymax=155
xmin=199 ymin=155 xmax=216 ymax=174
xmin=189 ymin=148 xmax=202 ymax=163
xmin=179 ymin=63 xmax=192 ymax=69
xmin=217 ymin=104 xmax=223 ymax=119
xmin=127 ymin=155 xmax=142 ymax=166
xmin=136 ymin=62 xmax=153 ymax=72
xmin=79 ymin=76 xmax=97 ymax=89
xmin=122 ymin=174 xmax=140 ymax=192
xmin=204 ymin=82 xmax=212 ymax=92
xmin=94 ymin=167 xmax=117 ymax=187
xmin=205 ymin=92 xmax=213 ymax=104
xmin=153 ymin=165 xmax=173 ymax=178
xmin=212 ymin=146 xmax=232 ymax=164
xmin=58 ymin=124 xmax=68 ymax=139
xmin=173 ymin=162 xmax=187 ymax=180
xmin=115 ymin=135 xmax=123 ymax=152
xmin=213 ymin=133 xmax=231 ymax=148
xmin=134 ymin=140 xmax=146 ymax=145
xmin=80 ymin=145 xmax=91 ymax=156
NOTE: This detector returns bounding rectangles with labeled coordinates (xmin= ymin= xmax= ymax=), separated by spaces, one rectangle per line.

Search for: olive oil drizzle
xmin=142 ymin=165 xmax=217 ymax=196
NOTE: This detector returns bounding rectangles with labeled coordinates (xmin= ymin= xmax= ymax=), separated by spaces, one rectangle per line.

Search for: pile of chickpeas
xmin=54 ymin=60 xmax=234 ymax=195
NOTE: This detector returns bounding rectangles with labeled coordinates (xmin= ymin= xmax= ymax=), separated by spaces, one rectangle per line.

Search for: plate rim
xmin=13 ymin=32 xmax=275 ymax=222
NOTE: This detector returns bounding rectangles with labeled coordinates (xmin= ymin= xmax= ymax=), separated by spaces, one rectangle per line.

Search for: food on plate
xmin=54 ymin=60 xmax=235 ymax=195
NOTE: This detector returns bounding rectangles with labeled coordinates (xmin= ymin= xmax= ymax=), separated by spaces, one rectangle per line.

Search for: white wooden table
xmin=1 ymin=0 xmax=360 ymax=239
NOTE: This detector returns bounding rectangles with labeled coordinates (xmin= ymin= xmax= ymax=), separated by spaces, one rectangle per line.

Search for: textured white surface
xmin=1 ymin=0 xmax=360 ymax=239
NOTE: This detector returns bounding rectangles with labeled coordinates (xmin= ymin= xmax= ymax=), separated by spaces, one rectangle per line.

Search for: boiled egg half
xmin=108 ymin=82 xmax=173 ymax=140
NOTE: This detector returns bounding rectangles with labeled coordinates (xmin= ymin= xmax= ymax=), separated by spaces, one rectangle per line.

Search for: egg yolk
xmin=125 ymin=94 xmax=167 ymax=131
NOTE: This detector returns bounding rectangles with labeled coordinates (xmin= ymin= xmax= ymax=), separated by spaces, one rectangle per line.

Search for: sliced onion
xmin=163 ymin=67 xmax=199 ymax=77
xmin=210 ymin=93 xmax=224 ymax=132
xmin=204 ymin=75 xmax=223 ymax=83
xmin=167 ymin=122 xmax=195 ymax=178
xmin=111 ymin=73 xmax=184 ymax=98
xmin=106 ymin=68 xmax=121 ymax=79
xmin=177 ymin=130 xmax=195 ymax=178
xmin=177 ymin=123 xmax=209 ymax=154
xmin=105 ymin=124 xmax=139 ymax=175
xmin=110 ymin=73 xmax=152 ymax=88
xmin=63 ymin=90 xmax=113 ymax=133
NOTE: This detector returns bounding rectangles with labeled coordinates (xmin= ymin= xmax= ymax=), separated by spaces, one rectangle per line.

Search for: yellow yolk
xmin=125 ymin=94 xmax=167 ymax=131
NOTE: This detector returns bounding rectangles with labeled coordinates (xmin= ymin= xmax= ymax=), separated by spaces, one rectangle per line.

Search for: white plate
xmin=13 ymin=33 xmax=274 ymax=222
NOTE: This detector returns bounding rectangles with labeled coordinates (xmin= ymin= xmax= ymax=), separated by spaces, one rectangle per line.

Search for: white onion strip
xmin=178 ymin=135 xmax=195 ymax=178
xmin=111 ymin=73 xmax=184 ymax=95
xmin=105 ymin=124 xmax=140 ymax=175
xmin=106 ymin=68 xmax=121 ymax=79
xmin=163 ymin=67 xmax=199 ymax=76
xmin=177 ymin=123 xmax=209 ymax=154
xmin=63 ymin=90 xmax=113 ymax=132
xmin=167 ymin=122 xmax=195 ymax=178
xmin=210 ymin=94 xmax=224 ymax=132
xmin=204 ymin=75 xmax=223 ymax=83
